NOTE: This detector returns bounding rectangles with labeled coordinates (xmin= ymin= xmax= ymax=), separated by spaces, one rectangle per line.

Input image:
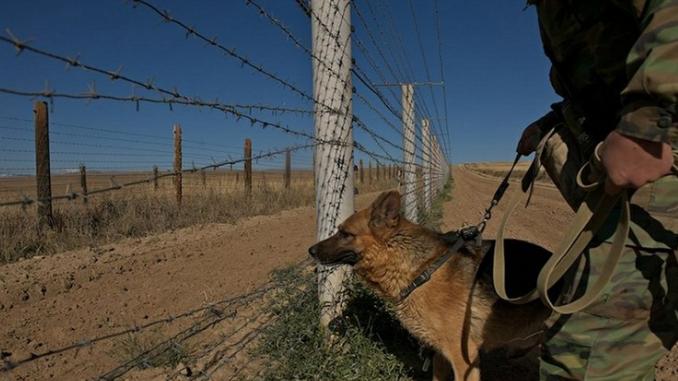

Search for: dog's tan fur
xmin=309 ymin=191 xmax=551 ymax=381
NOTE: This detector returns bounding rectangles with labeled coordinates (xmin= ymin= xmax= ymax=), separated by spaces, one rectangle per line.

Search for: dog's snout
xmin=308 ymin=244 xmax=319 ymax=258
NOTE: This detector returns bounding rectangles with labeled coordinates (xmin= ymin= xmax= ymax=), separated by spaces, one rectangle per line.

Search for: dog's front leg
xmin=444 ymin=341 xmax=480 ymax=381
xmin=432 ymin=351 xmax=452 ymax=381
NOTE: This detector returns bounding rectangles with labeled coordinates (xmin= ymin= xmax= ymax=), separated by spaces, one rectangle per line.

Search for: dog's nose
xmin=308 ymin=245 xmax=318 ymax=258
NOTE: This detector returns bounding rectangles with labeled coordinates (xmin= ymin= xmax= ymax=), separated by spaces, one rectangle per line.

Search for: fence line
xmin=354 ymin=0 xmax=448 ymax=157
xmin=0 ymin=1 xmax=453 ymax=379
xmin=0 ymin=106 xmax=317 ymax=208
xmin=0 ymin=115 xmax=267 ymax=152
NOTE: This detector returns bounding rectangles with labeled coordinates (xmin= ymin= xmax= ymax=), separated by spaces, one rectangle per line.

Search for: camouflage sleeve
xmin=619 ymin=0 xmax=678 ymax=145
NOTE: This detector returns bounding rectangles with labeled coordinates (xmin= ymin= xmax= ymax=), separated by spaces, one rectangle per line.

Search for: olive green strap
xmin=493 ymin=188 xmax=540 ymax=304
xmin=493 ymin=176 xmax=630 ymax=313
xmin=493 ymin=128 xmax=555 ymax=304
xmin=536 ymin=190 xmax=629 ymax=314
xmin=493 ymin=141 xmax=631 ymax=314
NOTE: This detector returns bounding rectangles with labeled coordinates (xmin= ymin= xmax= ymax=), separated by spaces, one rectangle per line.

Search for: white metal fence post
xmin=311 ymin=0 xmax=354 ymax=330
xmin=422 ymin=118 xmax=431 ymax=212
xmin=401 ymin=83 xmax=417 ymax=222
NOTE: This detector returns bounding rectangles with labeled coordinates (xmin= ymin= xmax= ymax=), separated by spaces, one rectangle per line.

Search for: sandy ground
xmin=0 ymin=166 xmax=675 ymax=380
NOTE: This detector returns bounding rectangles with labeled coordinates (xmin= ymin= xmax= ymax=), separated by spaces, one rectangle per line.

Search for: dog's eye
xmin=338 ymin=230 xmax=354 ymax=240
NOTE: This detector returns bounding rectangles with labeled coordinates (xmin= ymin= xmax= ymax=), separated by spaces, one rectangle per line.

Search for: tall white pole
xmin=402 ymin=83 xmax=417 ymax=222
xmin=312 ymin=0 xmax=354 ymax=330
xmin=422 ymin=118 xmax=431 ymax=212
xmin=439 ymin=142 xmax=445 ymax=189
xmin=435 ymin=137 xmax=442 ymax=194
xmin=437 ymin=140 xmax=443 ymax=191
xmin=438 ymin=141 xmax=445 ymax=189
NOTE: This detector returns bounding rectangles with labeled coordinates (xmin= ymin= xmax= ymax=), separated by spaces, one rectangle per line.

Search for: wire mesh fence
xmin=0 ymin=0 xmax=452 ymax=379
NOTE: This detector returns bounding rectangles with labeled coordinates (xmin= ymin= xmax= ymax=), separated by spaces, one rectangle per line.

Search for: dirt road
xmin=1 ymin=166 xmax=675 ymax=380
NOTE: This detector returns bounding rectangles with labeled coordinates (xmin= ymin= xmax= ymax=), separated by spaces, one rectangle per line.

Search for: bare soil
xmin=0 ymin=166 xmax=675 ymax=380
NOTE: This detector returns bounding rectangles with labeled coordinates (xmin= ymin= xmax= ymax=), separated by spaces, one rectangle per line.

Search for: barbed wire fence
xmin=0 ymin=0 xmax=451 ymax=379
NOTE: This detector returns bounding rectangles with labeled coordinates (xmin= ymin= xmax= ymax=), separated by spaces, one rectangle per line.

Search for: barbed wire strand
xmin=0 ymin=35 xmax=334 ymax=144
xmin=0 ymin=115 xmax=260 ymax=152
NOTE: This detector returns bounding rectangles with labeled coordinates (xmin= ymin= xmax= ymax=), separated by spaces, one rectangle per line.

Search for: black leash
xmin=396 ymin=153 xmax=523 ymax=303
xmin=476 ymin=153 xmax=522 ymax=234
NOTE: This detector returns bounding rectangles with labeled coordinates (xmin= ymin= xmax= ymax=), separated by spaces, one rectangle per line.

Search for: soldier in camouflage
xmin=516 ymin=1 xmax=678 ymax=379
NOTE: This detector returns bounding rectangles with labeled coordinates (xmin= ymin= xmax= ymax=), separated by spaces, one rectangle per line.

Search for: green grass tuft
xmin=253 ymin=266 xmax=429 ymax=381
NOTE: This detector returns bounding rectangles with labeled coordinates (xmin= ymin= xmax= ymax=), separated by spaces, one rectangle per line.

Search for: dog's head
xmin=308 ymin=190 xmax=402 ymax=265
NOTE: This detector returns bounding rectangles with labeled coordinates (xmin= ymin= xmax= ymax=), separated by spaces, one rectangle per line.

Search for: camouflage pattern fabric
xmin=539 ymin=176 xmax=678 ymax=380
xmin=525 ymin=0 xmax=678 ymax=379
xmin=529 ymin=0 xmax=678 ymax=145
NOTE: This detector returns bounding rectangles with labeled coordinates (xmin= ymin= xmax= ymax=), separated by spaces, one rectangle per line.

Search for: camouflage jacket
xmin=529 ymin=0 xmax=677 ymax=147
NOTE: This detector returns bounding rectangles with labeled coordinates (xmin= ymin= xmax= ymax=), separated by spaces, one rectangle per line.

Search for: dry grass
xmin=0 ymin=169 xmax=398 ymax=263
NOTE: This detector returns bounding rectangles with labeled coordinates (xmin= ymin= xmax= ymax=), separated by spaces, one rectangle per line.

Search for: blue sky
xmin=0 ymin=0 xmax=560 ymax=174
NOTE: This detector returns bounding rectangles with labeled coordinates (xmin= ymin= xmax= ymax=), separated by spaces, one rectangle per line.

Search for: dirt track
xmin=1 ymin=166 xmax=675 ymax=380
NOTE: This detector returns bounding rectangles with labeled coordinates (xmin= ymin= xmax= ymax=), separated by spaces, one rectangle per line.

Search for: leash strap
xmin=493 ymin=129 xmax=555 ymax=304
xmin=477 ymin=153 xmax=522 ymax=234
xmin=397 ymin=227 xmax=481 ymax=302
xmin=536 ymin=190 xmax=629 ymax=314
xmin=397 ymin=238 xmax=464 ymax=302
xmin=397 ymin=151 xmax=523 ymax=304
xmin=493 ymin=189 xmax=540 ymax=303
xmin=493 ymin=140 xmax=632 ymax=313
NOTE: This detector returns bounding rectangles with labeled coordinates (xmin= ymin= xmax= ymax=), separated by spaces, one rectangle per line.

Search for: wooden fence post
xmin=80 ymin=165 xmax=88 ymax=204
xmin=284 ymin=149 xmax=291 ymax=189
xmin=34 ymin=101 xmax=53 ymax=228
xmin=200 ymin=169 xmax=206 ymax=189
xmin=153 ymin=165 xmax=159 ymax=191
xmin=376 ymin=164 xmax=380 ymax=181
xmin=244 ymin=138 xmax=252 ymax=196
xmin=368 ymin=160 xmax=373 ymax=184
xmin=173 ymin=124 xmax=182 ymax=206
xmin=359 ymin=159 xmax=364 ymax=184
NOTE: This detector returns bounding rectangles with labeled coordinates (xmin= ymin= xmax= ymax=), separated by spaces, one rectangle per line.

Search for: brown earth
xmin=0 ymin=166 xmax=675 ymax=380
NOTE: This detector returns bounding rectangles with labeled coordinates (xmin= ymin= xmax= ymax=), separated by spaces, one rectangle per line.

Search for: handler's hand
xmin=601 ymin=131 xmax=673 ymax=194
xmin=516 ymin=122 xmax=543 ymax=155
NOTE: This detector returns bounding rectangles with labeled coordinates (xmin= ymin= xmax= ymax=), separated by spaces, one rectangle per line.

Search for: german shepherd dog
xmin=308 ymin=191 xmax=554 ymax=381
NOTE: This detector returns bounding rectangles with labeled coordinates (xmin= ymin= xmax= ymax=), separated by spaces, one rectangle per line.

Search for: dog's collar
xmin=396 ymin=227 xmax=480 ymax=303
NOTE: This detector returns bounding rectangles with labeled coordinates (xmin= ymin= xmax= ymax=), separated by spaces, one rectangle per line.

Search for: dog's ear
xmin=369 ymin=191 xmax=401 ymax=229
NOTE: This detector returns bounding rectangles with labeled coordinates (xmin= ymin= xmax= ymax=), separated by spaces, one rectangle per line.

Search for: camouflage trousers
xmin=540 ymin=175 xmax=678 ymax=380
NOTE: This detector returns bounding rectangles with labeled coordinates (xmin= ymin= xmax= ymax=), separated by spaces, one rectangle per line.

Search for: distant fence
xmin=0 ymin=102 xmax=319 ymax=225
xmin=0 ymin=101 xmax=407 ymax=215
